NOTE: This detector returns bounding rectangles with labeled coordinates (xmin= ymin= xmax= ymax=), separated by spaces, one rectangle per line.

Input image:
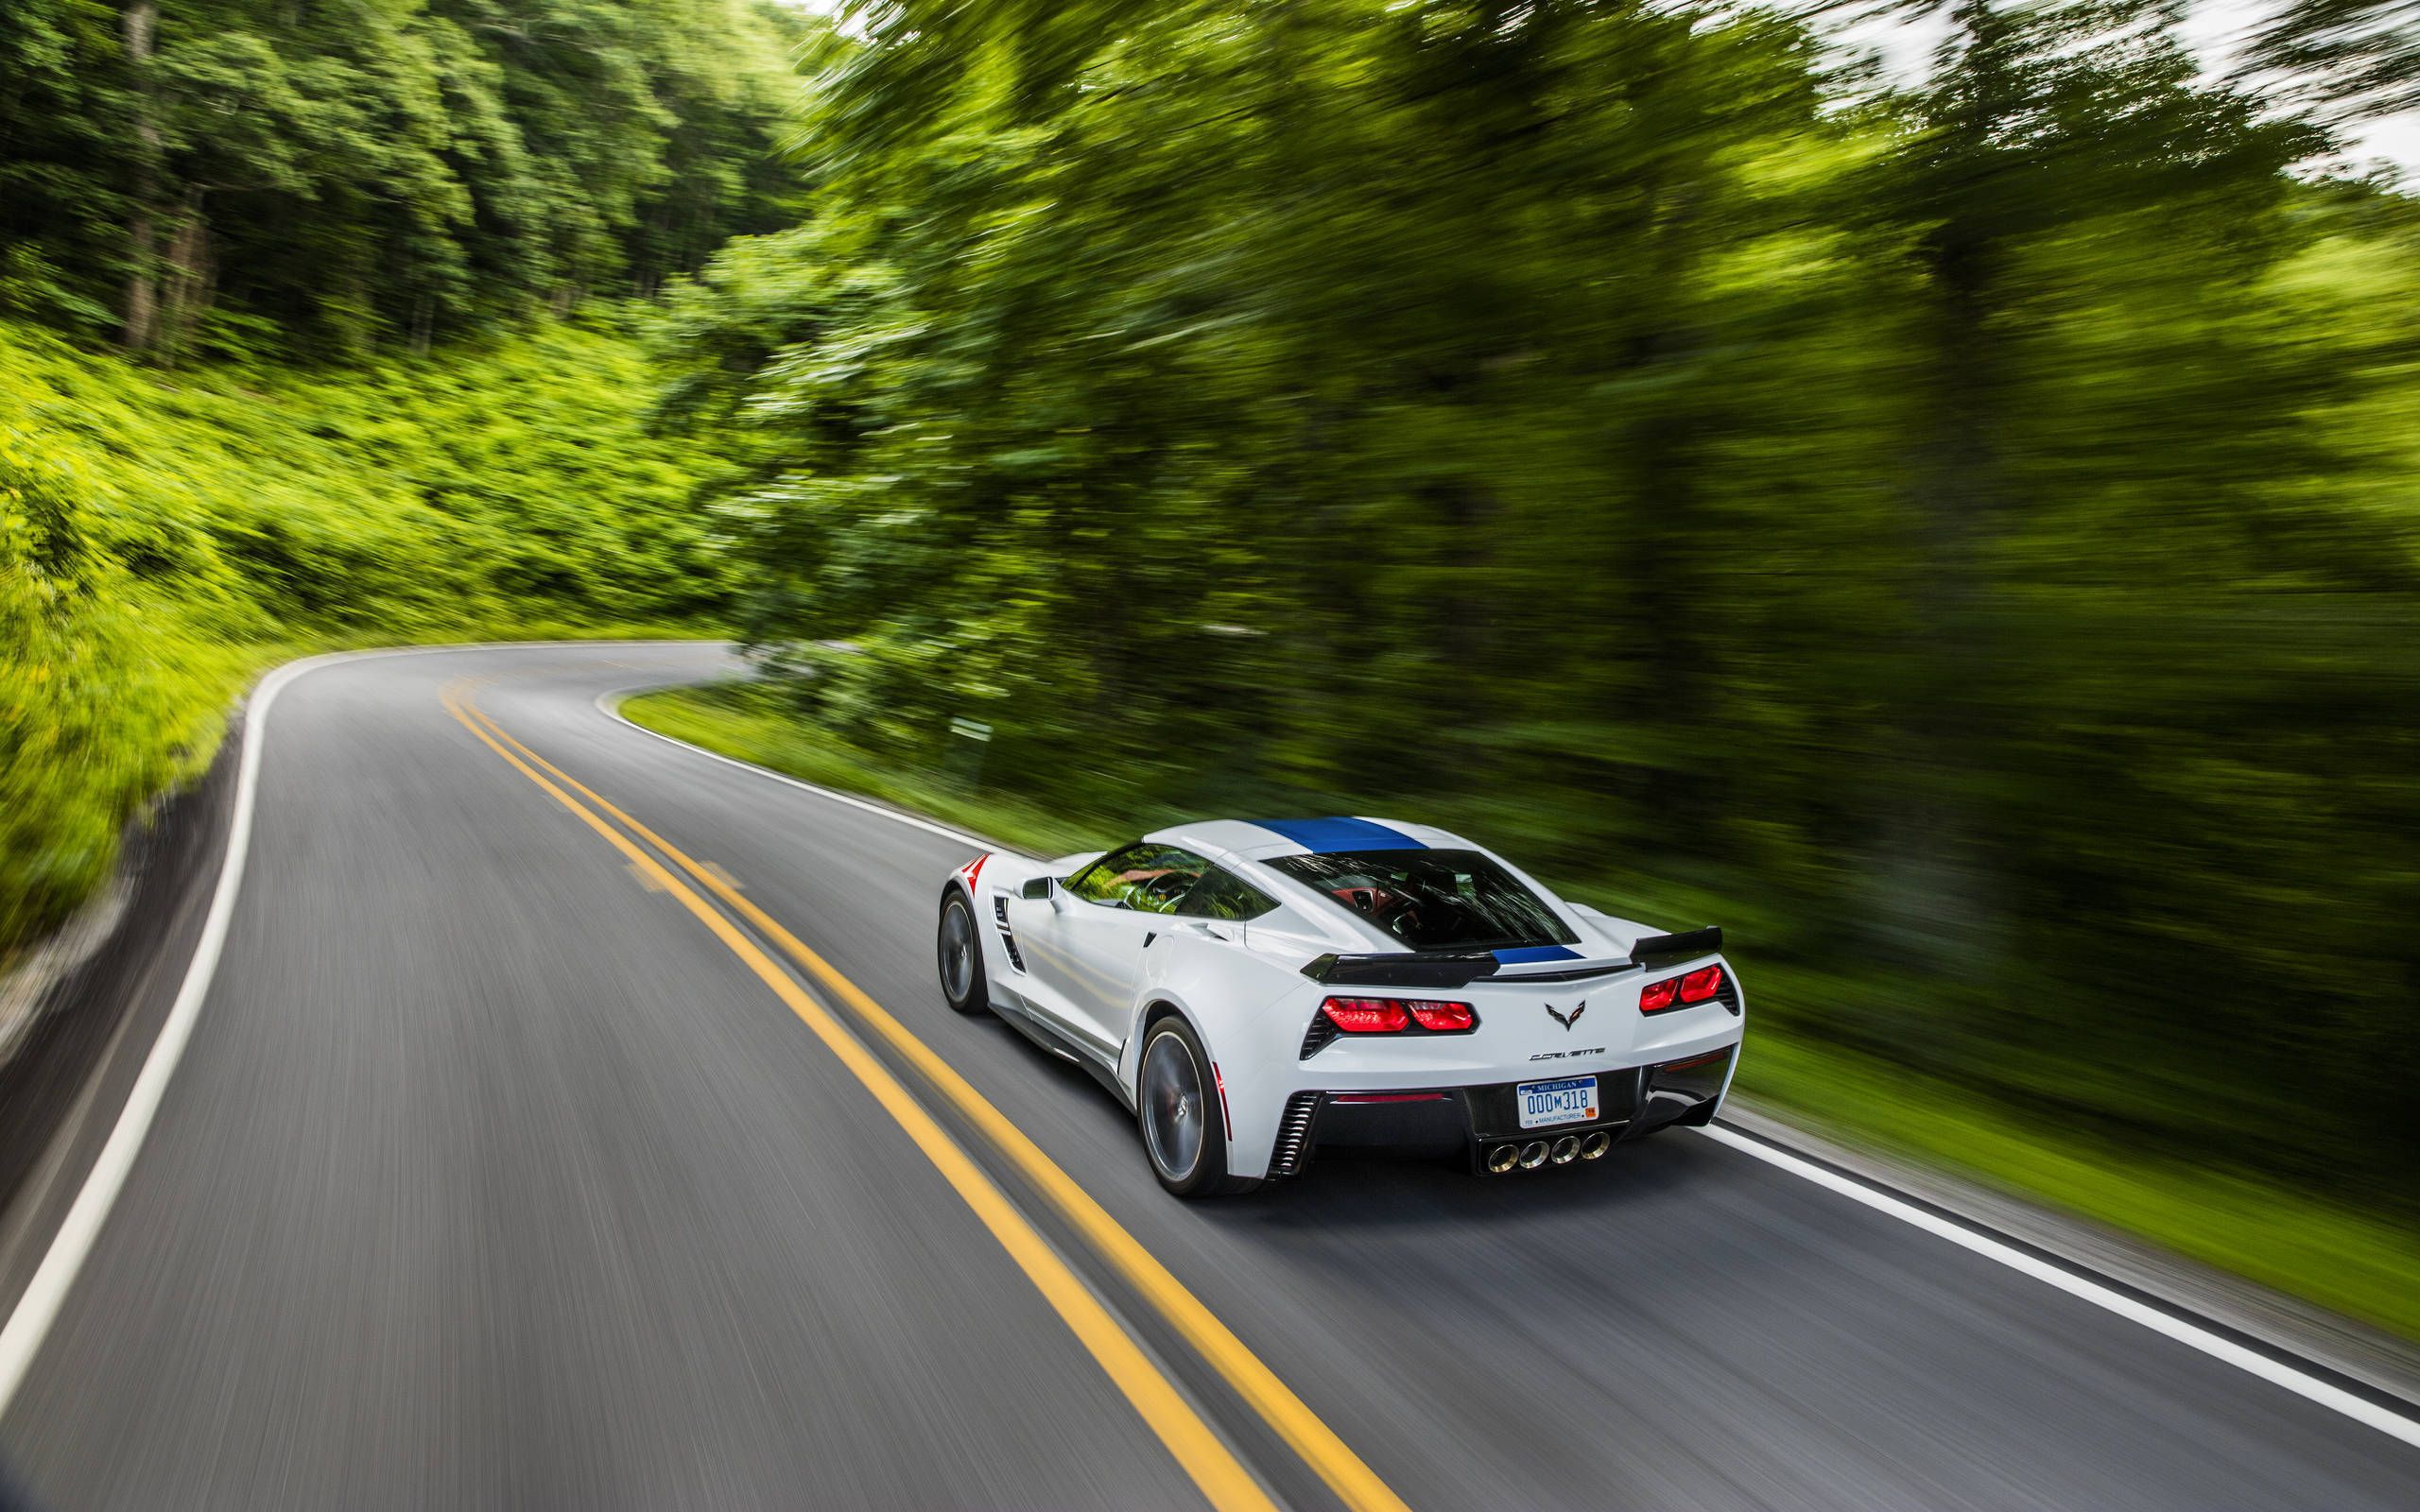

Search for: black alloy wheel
xmin=939 ymin=893 xmax=988 ymax=1015
xmin=1136 ymin=1016 xmax=1258 ymax=1198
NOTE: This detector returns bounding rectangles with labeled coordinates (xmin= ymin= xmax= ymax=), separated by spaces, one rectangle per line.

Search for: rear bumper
xmin=1267 ymin=1043 xmax=1737 ymax=1177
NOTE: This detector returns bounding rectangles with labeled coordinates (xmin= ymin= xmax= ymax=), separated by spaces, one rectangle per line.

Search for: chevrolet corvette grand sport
xmin=936 ymin=816 xmax=1743 ymax=1196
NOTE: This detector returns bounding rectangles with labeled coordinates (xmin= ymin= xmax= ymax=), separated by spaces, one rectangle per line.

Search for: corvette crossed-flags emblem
xmin=1545 ymin=1000 xmax=1586 ymax=1031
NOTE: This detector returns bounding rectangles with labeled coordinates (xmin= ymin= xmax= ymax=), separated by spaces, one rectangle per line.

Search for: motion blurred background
xmin=3 ymin=0 xmax=2416 ymax=1335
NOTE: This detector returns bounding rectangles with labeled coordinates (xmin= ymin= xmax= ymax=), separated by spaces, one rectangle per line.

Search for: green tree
xmin=0 ymin=0 xmax=805 ymax=355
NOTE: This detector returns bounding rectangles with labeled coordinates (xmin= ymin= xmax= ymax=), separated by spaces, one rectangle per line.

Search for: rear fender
xmin=1121 ymin=928 xmax=1307 ymax=1177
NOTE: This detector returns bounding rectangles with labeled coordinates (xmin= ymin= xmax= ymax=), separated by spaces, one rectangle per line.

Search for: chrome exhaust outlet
xmin=1517 ymin=1141 xmax=1550 ymax=1170
xmin=1578 ymin=1130 xmax=1613 ymax=1160
xmin=1549 ymin=1135 xmax=1581 ymax=1165
xmin=1485 ymin=1143 xmax=1520 ymax=1174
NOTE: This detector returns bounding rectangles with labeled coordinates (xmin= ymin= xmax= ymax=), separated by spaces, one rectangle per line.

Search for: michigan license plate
xmin=1516 ymin=1075 xmax=1599 ymax=1129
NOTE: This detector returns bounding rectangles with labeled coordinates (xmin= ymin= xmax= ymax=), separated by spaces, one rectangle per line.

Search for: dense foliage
xmin=0 ymin=0 xmax=804 ymax=358
xmin=667 ymin=0 xmax=2420 ymax=1210
xmin=0 ymin=315 xmax=736 ymax=960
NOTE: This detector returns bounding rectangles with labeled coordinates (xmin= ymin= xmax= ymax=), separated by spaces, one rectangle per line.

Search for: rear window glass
xmin=1178 ymin=868 xmax=1278 ymax=921
xmin=1262 ymin=849 xmax=1576 ymax=952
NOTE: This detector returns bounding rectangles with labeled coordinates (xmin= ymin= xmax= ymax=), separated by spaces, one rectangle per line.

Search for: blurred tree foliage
xmin=666 ymin=0 xmax=2420 ymax=1205
xmin=2252 ymin=0 xmax=2420 ymax=122
xmin=0 ymin=0 xmax=807 ymax=357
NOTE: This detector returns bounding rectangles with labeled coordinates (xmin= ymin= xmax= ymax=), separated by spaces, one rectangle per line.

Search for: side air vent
xmin=1269 ymin=1092 xmax=1322 ymax=1177
xmin=992 ymin=895 xmax=1027 ymax=972
xmin=1715 ymin=969 xmax=1741 ymax=1015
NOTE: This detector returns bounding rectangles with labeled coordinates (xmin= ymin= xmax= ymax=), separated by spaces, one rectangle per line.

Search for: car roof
xmin=1145 ymin=816 xmax=1478 ymax=864
xmin=1137 ymin=816 xmax=1610 ymax=955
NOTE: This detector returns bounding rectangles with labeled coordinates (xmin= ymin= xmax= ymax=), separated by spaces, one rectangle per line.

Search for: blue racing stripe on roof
xmin=1495 ymin=945 xmax=1582 ymax=964
xmin=1250 ymin=816 xmax=1426 ymax=852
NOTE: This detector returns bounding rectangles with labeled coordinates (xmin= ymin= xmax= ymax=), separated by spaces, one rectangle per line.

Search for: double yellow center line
xmin=441 ymin=680 xmax=1410 ymax=1512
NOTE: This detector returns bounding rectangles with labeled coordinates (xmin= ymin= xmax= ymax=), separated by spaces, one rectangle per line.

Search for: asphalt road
xmin=3 ymin=642 xmax=2415 ymax=1509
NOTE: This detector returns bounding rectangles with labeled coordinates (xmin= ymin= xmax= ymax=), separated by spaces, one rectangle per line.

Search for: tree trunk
xmin=123 ymin=212 xmax=157 ymax=352
xmin=1864 ymin=0 xmax=2023 ymax=980
xmin=119 ymin=0 xmax=162 ymax=352
xmin=1871 ymin=224 xmax=2006 ymax=977
xmin=158 ymin=186 xmax=211 ymax=365
xmin=1620 ymin=176 xmax=1718 ymax=850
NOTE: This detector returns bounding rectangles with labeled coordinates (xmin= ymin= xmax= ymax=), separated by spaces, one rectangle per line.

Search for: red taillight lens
xmin=1405 ymin=999 xmax=1476 ymax=1031
xmin=1678 ymin=964 xmax=1725 ymax=1004
xmin=1321 ymin=997 xmax=1410 ymax=1033
xmin=1641 ymin=964 xmax=1723 ymax=1013
xmin=1316 ymin=997 xmax=1477 ymax=1034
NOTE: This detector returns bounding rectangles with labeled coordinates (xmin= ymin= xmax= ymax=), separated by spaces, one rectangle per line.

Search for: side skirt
xmin=994 ymin=1002 xmax=1131 ymax=1108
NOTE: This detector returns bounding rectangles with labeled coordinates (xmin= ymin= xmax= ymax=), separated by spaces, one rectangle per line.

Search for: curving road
xmin=1 ymin=642 xmax=2415 ymax=1509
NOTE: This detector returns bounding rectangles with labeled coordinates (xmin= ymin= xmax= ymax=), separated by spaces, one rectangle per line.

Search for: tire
xmin=938 ymin=891 xmax=989 ymax=1015
xmin=1135 ymin=1016 xmax=1260 ymax=1198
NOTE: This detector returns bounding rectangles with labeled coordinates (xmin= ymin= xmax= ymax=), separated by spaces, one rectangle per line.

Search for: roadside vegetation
xmin=0 ymin=318 xmax=735 ymax=963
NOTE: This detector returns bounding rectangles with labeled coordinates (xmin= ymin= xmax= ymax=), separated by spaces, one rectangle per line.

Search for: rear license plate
xmin=1516 ymin=1075 xmax=1599 ymax=1129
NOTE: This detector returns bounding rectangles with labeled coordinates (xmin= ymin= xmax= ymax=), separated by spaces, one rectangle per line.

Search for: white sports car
xmin=936 ymin=817 xmax=1744 ymax=1196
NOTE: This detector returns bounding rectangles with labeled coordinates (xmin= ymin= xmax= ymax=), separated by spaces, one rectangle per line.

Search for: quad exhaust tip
xmin=1489 ymin=1131 xmax=1613 ymax=1173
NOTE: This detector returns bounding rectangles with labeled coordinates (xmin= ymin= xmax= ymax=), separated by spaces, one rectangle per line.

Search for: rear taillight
xmin=1321 ymin=997 xmax=1410 ymax=1033
xmin=1317 ymin=996 xmax=1478 ymax=1035
xmin=1639 ymin=962 xmax=1725 ymax=1014
xmin=1405 ymin=999 xmax=1476 ymax=1031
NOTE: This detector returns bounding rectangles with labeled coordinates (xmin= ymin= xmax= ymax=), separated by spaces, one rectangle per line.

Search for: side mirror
xmin=1021 ymin=876 xmax=1056 ymax=902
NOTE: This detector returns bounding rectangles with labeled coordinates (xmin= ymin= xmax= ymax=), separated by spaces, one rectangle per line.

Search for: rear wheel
xmin=1136 ymin=1017 xmax=1258 ymax=1198
xmin=938 ymin=892 xmax=988 ymax=1015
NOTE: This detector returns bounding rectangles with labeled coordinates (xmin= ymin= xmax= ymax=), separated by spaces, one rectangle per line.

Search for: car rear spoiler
xmin=1299 ymin=952 xmax=1500 ymax=988
xmin=1301 ymin=926 xmax=1723 ymax=989
xmin=1629 ymin=926 xmax=1722 ymax=967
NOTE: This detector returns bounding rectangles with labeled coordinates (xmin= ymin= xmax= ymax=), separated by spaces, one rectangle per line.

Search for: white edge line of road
xmin=597 ymin=678 xmax=2420 ymax=1456
xmin=596 ymin=686 xmax=1011 ymax=853
xmin=0 ymin=640 xmax=714 ymax=1422
xmin=1696 ymin=1126 xmax=2420 ymax=1450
